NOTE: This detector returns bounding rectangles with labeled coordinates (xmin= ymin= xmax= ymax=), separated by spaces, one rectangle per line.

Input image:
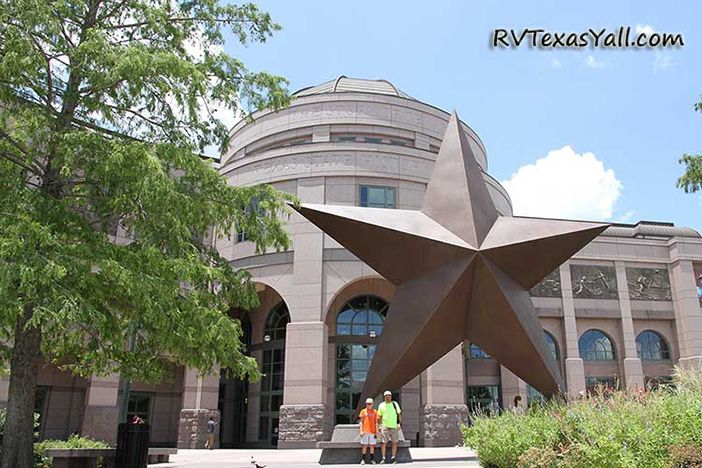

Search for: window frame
xmin=636 ymin=330 xmax=671 ymax=361
xmin=579 ymin=329 xmax=616 ymax=361
xmin=358 ymin=185 xmax=397 ymax=209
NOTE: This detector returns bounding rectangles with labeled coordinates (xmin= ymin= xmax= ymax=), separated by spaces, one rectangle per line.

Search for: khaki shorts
xmin=381 ymin=427 xmax=399 ymax=443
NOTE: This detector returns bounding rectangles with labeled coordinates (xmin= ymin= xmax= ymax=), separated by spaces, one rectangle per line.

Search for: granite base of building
xmin=317 ymin=424 xmax=412 ymax=464
xmin=277 ymin=404 xmax=333 ymax=448
xmin=81 ymin=406 xmax=120 ymax=446
xmin=419 ymin=404 xmax=470 ymax=447
xmin=177 ymin=409 xmax=220 ymax=449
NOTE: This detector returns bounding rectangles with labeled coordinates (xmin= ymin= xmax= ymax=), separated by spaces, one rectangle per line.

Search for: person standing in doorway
xmin=204 ymin=416 xmax=216 ymax=449
xmin=359 ymin=397 xmax=379 ymax=464
xmin=377 ymin=390 xmax=401 ymax=464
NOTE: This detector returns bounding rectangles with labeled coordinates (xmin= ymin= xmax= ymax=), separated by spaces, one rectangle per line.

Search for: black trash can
xmin=116 ymin=422 xmax=150 ymax=468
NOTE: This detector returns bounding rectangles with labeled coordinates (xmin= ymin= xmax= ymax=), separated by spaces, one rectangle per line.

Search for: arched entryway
xmin=333 ymin=294 xmax=389 ymax=424
xmin=218 ymin=284 xmax=289 ymax=448
xmin=258 ymin=301 xmax=289 ymax=447
xmin=218 ymin=310 xmax=251 ymax=448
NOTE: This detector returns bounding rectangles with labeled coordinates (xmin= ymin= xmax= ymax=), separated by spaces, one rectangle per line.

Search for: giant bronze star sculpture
xmin=294 ymin=111 xmax=608 ymax=399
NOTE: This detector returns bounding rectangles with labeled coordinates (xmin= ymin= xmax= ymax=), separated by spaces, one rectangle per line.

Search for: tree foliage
xmin=0 ymin=0 xmax=293 ymax=384
xmin=677 ymin=97 xmax=702 ymax=193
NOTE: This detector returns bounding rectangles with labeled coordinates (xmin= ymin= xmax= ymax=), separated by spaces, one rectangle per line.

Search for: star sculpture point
xmin=294 ymin=111 xmax=609 ymax=402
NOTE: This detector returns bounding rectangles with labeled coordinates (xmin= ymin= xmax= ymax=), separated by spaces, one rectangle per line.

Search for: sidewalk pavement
xmin=149 ymin=446 xmax=480 ymax=468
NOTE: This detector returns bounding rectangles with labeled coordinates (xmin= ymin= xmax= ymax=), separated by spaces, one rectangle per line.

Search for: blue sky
xmin=225 ymin=0 xmax=701 ymax=231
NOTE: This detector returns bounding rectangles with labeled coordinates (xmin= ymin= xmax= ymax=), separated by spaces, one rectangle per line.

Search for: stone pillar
xmin=81 ymin=374 xmax=121 ymax=445
xmin=560 ymin=263 xmax=586 ymax=398
xmin=670 ymin=259 xmax=702 ymax=369
xmin=500 ymin=366 xmax=527 ymax=410
xmin=400 ymin=377 xmax=420 ymax=447
xmin=277 ymin=176 xmax=332 ymax=448
xmin=277 ymin=322 xmax=331 ymax=448
xmin=418 ymin=345 xmax=469 ymax=447
xmin=246 ymin=349 xmax=262 ymax=443
xmin=177 ymin=367 xmax=220 ymax=449
xmin=615 ymin=261 xmax=645 ymax=389
xmin=0 ymin=375 xmax=9 ymax=406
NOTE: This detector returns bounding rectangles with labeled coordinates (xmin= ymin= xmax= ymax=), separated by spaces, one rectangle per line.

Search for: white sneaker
xmin=360 ymin=459 xmax=366 ymax=465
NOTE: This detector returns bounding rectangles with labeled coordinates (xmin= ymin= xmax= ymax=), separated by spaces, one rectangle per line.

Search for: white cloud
xmin=501 ymin=145 xmax=623 ymax=221
xmin=615 ymin=210 xmax=636 ymax=224
xmin=653 ymin=52 xmax=673 ymax=73
xmin=585 ymin=55 xmax=605 ymax=69
xmin=550 ymin=58 xmax=562 ymax=69
xmin=635 ymin=24 xmax=656 ymax=36
xmin=635 ymin=24 xmax=674 ymax=73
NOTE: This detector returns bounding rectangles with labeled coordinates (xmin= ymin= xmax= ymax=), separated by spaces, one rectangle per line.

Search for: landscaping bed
xmin=462 ymin=367 xmax=702 ymax=467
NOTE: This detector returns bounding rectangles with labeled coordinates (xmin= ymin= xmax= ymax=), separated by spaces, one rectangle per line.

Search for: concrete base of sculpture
xmin=317 ymin=424 xmax=412 ymax=464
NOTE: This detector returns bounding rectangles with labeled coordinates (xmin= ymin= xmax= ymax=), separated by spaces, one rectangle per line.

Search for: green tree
xmin=0 ymin=1 xmax=293 ymax=466
xmin=677 ymin=97 xmax=702 ymax=193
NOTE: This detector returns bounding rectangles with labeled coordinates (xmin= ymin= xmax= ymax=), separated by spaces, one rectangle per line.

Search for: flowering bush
xmin=462 ymin=367 xmax=702 ymax=467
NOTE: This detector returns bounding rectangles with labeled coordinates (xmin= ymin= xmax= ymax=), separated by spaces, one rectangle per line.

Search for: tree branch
xmin=27 ymin=33 xmax=54 ymax=109
xmin=0 ymin=150 xmax=43 ymax=178
xmin=106 ymin=17 xmax=257 ymax=30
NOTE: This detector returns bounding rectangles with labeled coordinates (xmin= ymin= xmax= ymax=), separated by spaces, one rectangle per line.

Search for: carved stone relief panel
xmin=626 ymin=267 xmax=672 ymax=301
xmin=570 ymin=264 xmax=618 ymax=299
xmin=530 ymin=270 xmax=562 ymax=297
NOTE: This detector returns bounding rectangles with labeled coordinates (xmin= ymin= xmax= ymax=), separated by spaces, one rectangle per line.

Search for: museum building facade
xmin=3 ymin=77 xmax=702 ymax=449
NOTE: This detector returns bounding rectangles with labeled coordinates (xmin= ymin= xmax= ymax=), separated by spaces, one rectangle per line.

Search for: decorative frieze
xmin=694 ymin=264 xmax=702 ymax=304
xmin=570 ymin=265 xmax=618 ymax=299
xmin=530 ymin=270 xmax=562 ymax=297
xmin=626 ymin=267 xmax=672 ymax=301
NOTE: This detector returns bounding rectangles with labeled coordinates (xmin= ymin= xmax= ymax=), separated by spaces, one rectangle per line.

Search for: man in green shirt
xmin=377 ymin=390 xmax=401 ymax=464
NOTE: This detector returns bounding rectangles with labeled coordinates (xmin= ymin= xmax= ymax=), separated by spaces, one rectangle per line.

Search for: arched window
xmin=264 ymin=302 xmax=289 ymax=341
xmin=636 ymin=330 xmax=670 ymax=361
xmin=544 ymin=331 xmax=559 ymax=362
xmin=335 ymin=295 xmax=388 ymax=424
xmin=336 ymin=295 xmax=388 ymax=336
xmin=469 ymin=344 xmax=491 ymax=359
xmin=579 ymin=329 xmax=615 ymax=361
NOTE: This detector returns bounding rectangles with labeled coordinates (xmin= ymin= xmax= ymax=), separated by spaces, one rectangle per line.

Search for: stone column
xmin=670 ymin=259 xmax=702 ymax=369
xmin=500 ymin=366 xmax=527 ymax=410
xmin=277 ymin=322 xmax=331 ymax=448
xmin=81 ymin=374 xmax=121 ymax=445
xmin=277 ymin=177 xmax=332 ymax=448
xmin=400 ymin=377 xmax=420 ymax=447
xmin=560 ymin=263 xmax=586 ymax=398
xmin=418 ymin=345 xmax=469 ymax=447
xmin=177 ymin=367 xmax=220 ymax=449
xmin=615 ymin=261 xmax=645 ymax=389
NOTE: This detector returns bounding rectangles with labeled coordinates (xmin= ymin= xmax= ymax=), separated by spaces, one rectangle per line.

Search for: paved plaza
xmin=149 ymin=447 xmax=479 ymax=468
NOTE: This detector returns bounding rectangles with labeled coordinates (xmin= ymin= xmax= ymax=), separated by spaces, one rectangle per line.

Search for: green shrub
xmin=34 ymin=434 xmax=110 ymax=468
xmin=463 ymin=366 xmax=702 ymax=468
